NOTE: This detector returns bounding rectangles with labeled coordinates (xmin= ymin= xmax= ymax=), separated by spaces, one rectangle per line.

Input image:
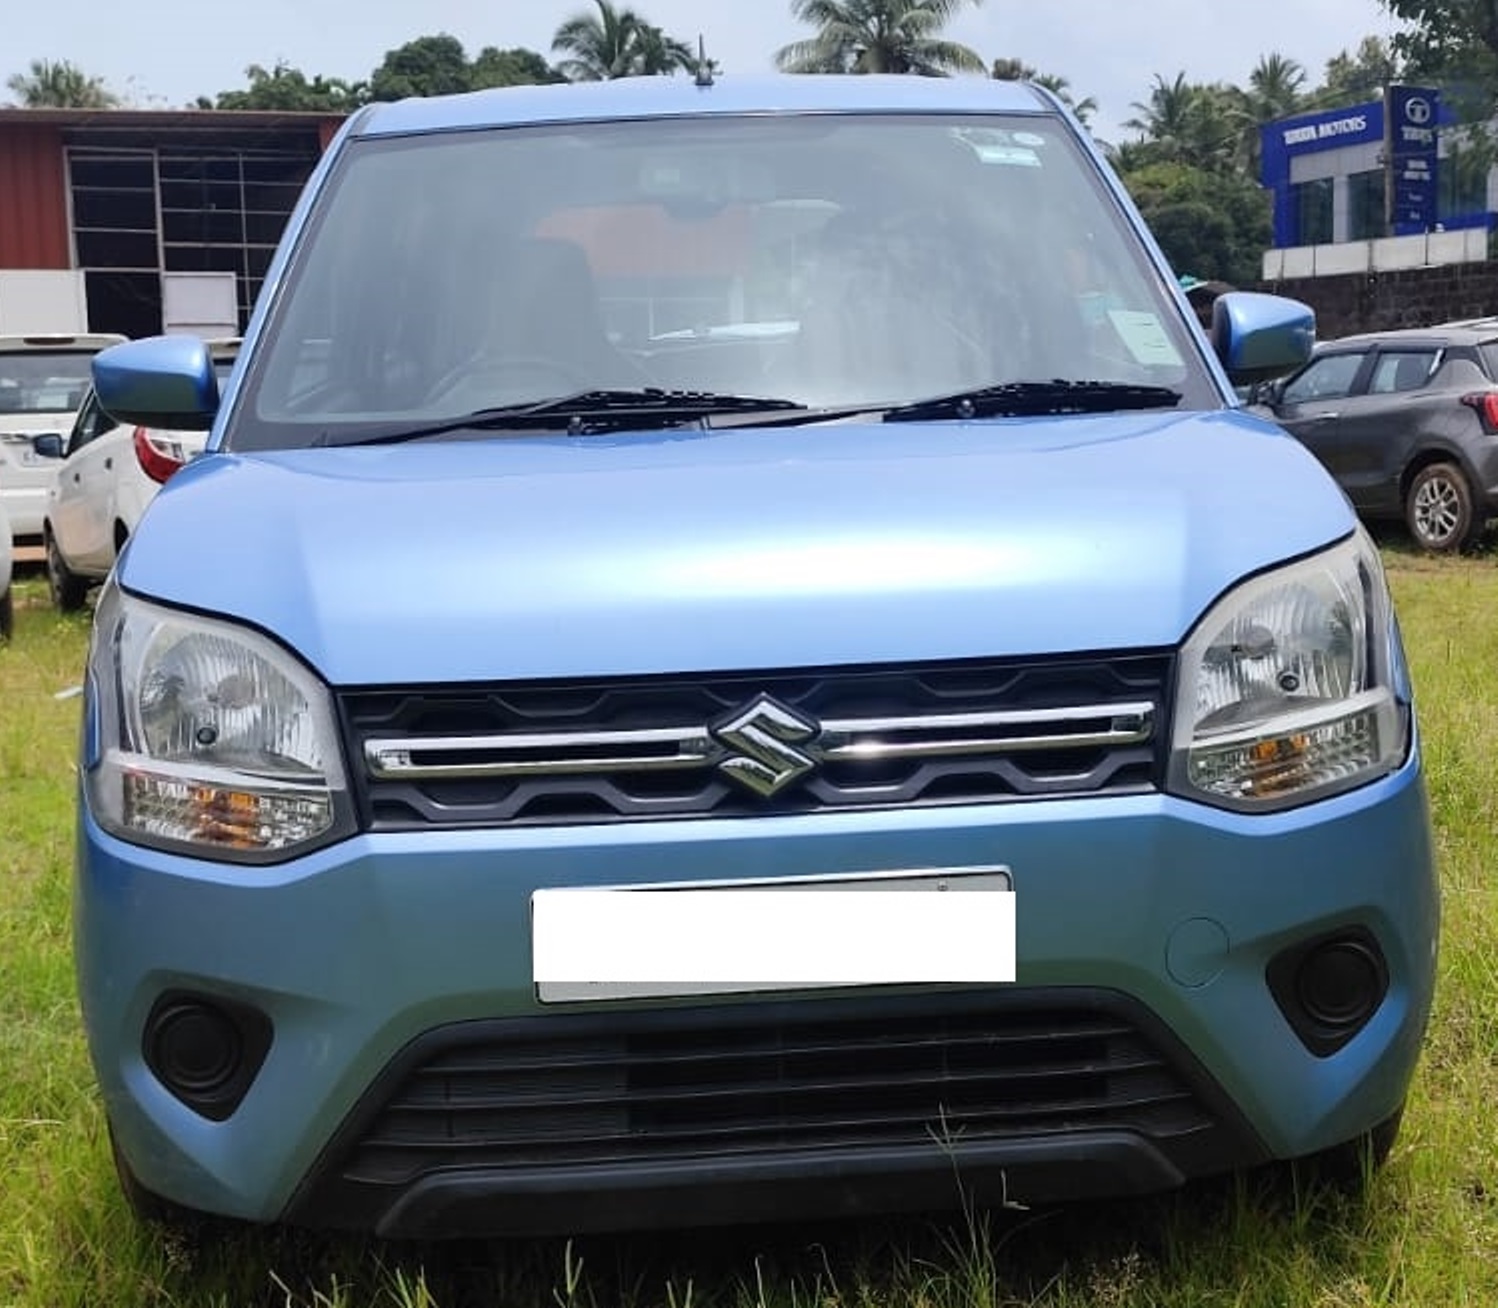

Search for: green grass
xmin=3 ymin=547 xmax=1498 ymax=1307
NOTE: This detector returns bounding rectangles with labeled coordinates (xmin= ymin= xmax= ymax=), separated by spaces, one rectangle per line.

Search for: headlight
xmin=85 ymin=583 xmax=353 ymax=862
xmin=1168 ymin=531 xmax=1410 ymax=812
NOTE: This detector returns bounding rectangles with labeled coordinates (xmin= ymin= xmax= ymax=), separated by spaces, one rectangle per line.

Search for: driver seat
xmin=474 ymin=237 xmax=640 ymax=390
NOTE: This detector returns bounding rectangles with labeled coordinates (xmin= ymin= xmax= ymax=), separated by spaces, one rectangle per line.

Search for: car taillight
xmin=1460 ymin=391 xmax=1498 ymax=433
xmin=133 ymin=427 xmax=187 ymax=484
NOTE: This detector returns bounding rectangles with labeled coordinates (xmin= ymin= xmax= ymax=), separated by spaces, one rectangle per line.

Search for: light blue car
xmin=75 ymin=74 xmax=1438 ymax=1239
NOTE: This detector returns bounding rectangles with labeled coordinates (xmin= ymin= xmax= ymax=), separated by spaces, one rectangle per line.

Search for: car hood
xmin=118 ymin=411 xmax=1355 ymax=685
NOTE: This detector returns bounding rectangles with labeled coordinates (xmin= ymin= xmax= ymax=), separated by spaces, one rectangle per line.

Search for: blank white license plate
xmin=532 ymin=867 xmax=1014 ymax=1004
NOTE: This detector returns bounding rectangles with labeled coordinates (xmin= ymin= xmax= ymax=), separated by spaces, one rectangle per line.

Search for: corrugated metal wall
xmin=0 ymin=124 xmax=71 ymax=269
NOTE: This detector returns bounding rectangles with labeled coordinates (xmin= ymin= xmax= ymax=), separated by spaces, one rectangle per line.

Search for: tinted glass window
xmin=1282 ymin=352 xmax=1365 ymax=404
xmin=231 ymin=114 xmax=1215 ymax=449
xmin=66 ymin=394 xmax=118 ymax=454
xmin=0 ymin=350 xmax=95 ymax=414
xmin=1369 ymin=350 xmax=1437 ymax=394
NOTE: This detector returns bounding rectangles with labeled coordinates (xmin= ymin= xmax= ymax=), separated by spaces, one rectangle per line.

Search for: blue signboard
xmin=1260 ymin=102 xmax=1384 ymax=184
xmin=1387 ymin=85 xmax=1440 ymax=235
xmin=1260 ymin=102 xmax=1386 ymax=248
xmin=1260 ymin=91 xmax=1451 ymax=247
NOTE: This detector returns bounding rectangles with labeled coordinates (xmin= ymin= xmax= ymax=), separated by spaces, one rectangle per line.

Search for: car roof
xmin=0 ymin=333 xmax=127 ymax=352
xmin=352 ymin=75 xmax=1055 ymax=139
xmin=1323 ymin=322 xmax=1498 ymax=351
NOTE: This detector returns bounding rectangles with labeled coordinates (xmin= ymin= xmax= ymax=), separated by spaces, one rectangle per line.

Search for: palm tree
xmin=776 ymin=0 xmax=987 ymax=77
xmin=1123 ymin=73 xmax=1247 ymax=174
xmin=1246 ymin=53 xmax=1306 ymax=123
xmin=632 ymin=24 xmax=697 ymax=77
xmin=1232 ymin=53 xmax=1306 ymax=174
xmin=991 ymin=59 xmax=1097 ymax=127
xmin=6 ymin=59 xmax=117 ymax=108
xmin=551 ymin=0 xmax=695 ymax=80
xmin=1122 ymin=72 xmax=1200 ymax=147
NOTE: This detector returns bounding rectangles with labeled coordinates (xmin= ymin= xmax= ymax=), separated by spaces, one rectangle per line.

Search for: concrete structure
xmin=0 ymin=108 xmax=342 ymax=337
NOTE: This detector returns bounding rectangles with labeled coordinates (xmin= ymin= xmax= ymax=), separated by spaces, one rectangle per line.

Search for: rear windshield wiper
xmin=317 ymin=388 xmax=808 ymax=447
xmin=882 ymin=380 xmax=1184 ymax=424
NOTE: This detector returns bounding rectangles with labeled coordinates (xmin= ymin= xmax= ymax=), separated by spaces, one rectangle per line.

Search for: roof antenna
xmin=695 ymin=35 xmax=715 ymax=88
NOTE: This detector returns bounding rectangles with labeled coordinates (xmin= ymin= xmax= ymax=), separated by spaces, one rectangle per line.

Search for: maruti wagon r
xmin=75 ymin=75 xmax=1438 ymax=1238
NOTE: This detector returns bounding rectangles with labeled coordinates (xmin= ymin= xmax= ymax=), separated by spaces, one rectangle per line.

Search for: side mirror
xmin=1243 ymin=377 xmax=1284 ymax=408
xmin=1212 ymin=291 xmax=1315 ymax=386
xmin=93 ymin=335 xmax=220 ymax=431
xmin=32 ymin=432 xmax=65 ymax=460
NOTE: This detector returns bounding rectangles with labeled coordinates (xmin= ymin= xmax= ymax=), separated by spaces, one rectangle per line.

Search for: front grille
xmin=340 ymin=654 xmax=1171 ymax=829
xmin=332 ymin=993 xmax=1221 ymax=1186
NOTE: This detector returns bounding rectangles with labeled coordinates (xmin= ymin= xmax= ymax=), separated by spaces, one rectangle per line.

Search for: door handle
xmin=72 ymin=472 xmax=80 ymax=483
xmin=1308 ymin=412 xmax=1341 ymax=422
xmin=104 ymin=457 xmax=112 ymax=470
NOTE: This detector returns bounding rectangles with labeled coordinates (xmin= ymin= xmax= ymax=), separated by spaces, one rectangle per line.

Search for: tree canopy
xmin=6 ymin=59 xmax=117 ymax=108
xmin=550 ymin=0 xmax=696 ymax=80
xmin=990 ymin=58 xmax=1097 ymax=126
xmin=776 ymin=0 xmax=986 ymax=76
xmin=209 ymin=62 xmax=366 ymax=111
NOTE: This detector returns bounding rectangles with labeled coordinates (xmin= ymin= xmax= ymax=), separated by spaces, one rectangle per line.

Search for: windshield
xmin=233 ymin=113 xmax=1214 ymax=449
xmin=0 ymin=350 xmax=95 ymax=415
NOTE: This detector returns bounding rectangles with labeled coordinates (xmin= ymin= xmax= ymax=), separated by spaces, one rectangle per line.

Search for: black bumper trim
xmin=284 ymin=987 xmax=1268 ymax=1238
xmin=372 ymin=1134 xmax=1184 ymax=1240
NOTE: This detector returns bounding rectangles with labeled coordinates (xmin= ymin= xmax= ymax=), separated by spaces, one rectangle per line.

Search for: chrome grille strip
xmin=365 ymin=726 xmax=715 ymax=780
xmin=364 ymin=702 xmax=1154 ymax=781
xmin=819 ymin=704 xmax=1153 ymax=761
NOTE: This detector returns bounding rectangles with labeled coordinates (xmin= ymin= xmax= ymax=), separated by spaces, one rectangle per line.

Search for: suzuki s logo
xmin=712 ymin=696 xmax=820 ymax=797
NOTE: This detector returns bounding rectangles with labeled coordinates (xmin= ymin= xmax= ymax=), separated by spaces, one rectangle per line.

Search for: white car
xmin=41 ymin=339 xmax=238 ymax=610
xmin=0 ymin=334 xmax=126 ymax=548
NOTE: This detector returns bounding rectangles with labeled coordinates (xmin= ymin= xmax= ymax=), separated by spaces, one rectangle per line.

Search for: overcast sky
xmin=5 ymin=0 xmax=1407 ymax=140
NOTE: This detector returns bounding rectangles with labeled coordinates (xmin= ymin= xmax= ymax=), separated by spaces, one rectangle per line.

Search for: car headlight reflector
xmin=1170 ymin=533 xmax=1409 ymax=811
xmin=86 ymin=584 xmax=352 ymax=860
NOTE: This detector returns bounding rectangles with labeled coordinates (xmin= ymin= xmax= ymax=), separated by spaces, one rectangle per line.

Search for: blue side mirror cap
xmin=31 ymin=432 xmax=65 ymax=459
xmin=93 ymin=336 xmax=220 ymax=432
xmin=1212 ymin=292 xmax=1315 ymax=386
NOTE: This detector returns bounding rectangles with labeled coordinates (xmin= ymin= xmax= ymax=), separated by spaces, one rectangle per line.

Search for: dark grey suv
xmin=1252 ymin=319 xmax=1498 ymax=550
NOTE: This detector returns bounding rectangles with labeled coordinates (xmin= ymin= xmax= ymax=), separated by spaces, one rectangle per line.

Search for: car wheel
xmin=45 ymin=528 xmax=90 ymax=612
xmin=0 ymin=586 xmax=11 ymax=642
xmin=1405 ymin=462 xmax=1482 ymax=552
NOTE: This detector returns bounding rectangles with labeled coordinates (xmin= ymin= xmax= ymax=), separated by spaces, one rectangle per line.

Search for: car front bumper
xmin=76 ymin=753 xmax=1438 ymax=1236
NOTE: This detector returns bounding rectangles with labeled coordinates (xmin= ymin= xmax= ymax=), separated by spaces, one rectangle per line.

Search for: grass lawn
xmin=1 ymin=542 xmax=1495 ymax=1307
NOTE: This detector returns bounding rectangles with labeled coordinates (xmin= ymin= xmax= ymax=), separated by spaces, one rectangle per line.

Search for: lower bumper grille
xmin=317 ymin=991 xmax=1249 ymax=1190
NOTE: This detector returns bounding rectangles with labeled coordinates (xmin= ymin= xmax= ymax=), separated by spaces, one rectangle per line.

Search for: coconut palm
xmin=1122 ymin=72 xmax=1201 ymax=147
xmin=1123 ymin=73 xmax=1248 ymax=174
xmin=6 ymin=59 xmax=117 ymax=108
xmin=776 ymin=0 xmax=986 ymax=77
xmin=990 ymin=58 xmax=1097 ymax=127
xmin=551 ymin=0 xmax=695 ymax=80
xmin=1246 ymin=53 xmax=1306 ymax=123
xmin=632 ymin=24 xmax=697 ymax=76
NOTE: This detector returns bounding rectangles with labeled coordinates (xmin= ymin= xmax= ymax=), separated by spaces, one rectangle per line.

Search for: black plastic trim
xmin=284 ymin=987 xmax=1266 ymax=1238
xmin=141 ymin=989 xmax=274 ymax=1122
xmin=1266 ymin=925 xmax=1390 ymax=1058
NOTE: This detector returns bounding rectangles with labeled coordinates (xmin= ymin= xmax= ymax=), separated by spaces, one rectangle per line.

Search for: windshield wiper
xmin=319 ymin=388 xmax=808 ymax=447
xmin=882 ymin=380 xmax=1183 ymax=424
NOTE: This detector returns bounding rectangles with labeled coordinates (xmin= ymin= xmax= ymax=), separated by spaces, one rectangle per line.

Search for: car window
xmin=0 ymin=350 xmax=95 ymax=414
xmin=1281 ymin=352 xmax=1365 ymax=405
xmin=66 ymin=393 xmax=119 ymax=455
xmin=232 ymin=113 xmax=1218 ymax=449
xmin=1369 ymin=350 xmax=1438 ymax=394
